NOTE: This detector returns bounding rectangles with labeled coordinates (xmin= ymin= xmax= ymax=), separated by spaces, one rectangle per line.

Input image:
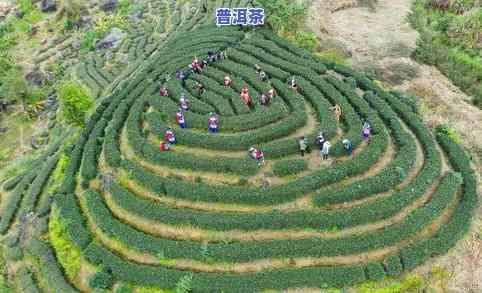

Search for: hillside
xmin=0 ymin=1 xmax=480 ymax=292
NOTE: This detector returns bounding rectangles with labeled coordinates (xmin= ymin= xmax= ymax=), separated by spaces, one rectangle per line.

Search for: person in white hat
xmin=315 ymin=131 xmax=325 ymax=150
xmin=176 ymin=108 xmax=186 ymax=128
xmin=164 ymin=128 xmax=176 ymax=145
xmin=179 ymin=93 xmax=189 ymax=111
xmin=298 ymin=136 xmax=307 ymax=157
xmin=249 ymin=147 xmax=265 ymax=166
xmin=208 ymin=113 xmax=219 ymax=133
xmin=343 ymin=139 xmax=353 ymax=156
xmin=321 ymin=140 xmax=331 ymax=160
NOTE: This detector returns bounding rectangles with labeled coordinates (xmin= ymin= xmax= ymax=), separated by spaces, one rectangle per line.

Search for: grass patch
xmin=49 ymin=206 xmax=82 ymax=281
xmin=314 ymin=48 xmax=350 ymax=66
xmin=0 ymin=249 xmax=12 ymax=292
xmin=355 ymin=275 xmax=427 ymax=293
xmin=137 ymin=286 xmax=174 ymax=293
xmin=272 ymin=159 xmax=307 ymax=177
xmin=0 ymin=112 xmax=35 ymax=168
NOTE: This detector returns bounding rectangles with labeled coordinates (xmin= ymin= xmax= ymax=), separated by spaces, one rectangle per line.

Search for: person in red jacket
xmin=176 ymin=108 xmax=186 ymax=128
xmin=249 ymin=147 xmax=265 ymax=166
xmin=241 ymin=92 xmax=253 ymax=108
xmin=240 ymin=85 xmax=253 ymax=108
xmin=159 ymin=140 xmax=170 ymax=151
xmin=159 ymin=86 xmax=169 ymax=97
xmin=164 ymin=128 xmax=176 ymax=144
xmin=192 ymin=57 xmax=202 ymax=73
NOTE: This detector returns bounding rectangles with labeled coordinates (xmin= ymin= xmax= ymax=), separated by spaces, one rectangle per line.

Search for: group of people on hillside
xmin=158 ymin=53 xmax=373 ymax=168
xmin=229 ymin=63 xmax=278 ymax=109
xmin=159 ymin=128 xmax=177 ymax=151
xmin=174 ymin=51 xmax=227 ymax=87
xmin=296 ymin=118 xmax=371 ymax=161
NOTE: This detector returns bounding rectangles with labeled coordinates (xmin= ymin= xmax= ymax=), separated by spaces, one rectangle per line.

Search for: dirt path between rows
xmin=83 ymin=181 xmax=462 ymax=274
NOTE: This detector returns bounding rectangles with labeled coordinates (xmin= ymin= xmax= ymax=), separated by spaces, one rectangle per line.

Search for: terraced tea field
xmin=0 ymin=3 xmax=478 ymax=292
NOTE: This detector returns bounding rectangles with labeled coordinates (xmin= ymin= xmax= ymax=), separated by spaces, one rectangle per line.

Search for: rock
xmin=72 ymin=39 xmax=81 ymax=50
xmin=55 ymin=51 xmax=64 ymax=60
xmin=25 ymin=69 xmax=45 ymax=86
xmin=31 ymin=136 xmax=40 ymax=149
xmin=79 ymin=15 xmax=92 ymax=27
xmin=30 ymin=25 xmax=39 ymax=35
xmin=39 ymin=129 xmax=49 ymax=138
xmin=96 ymin=27 xmax=125 ymax=50
xmin=15 ymin=10 xmax=25 ymax=19
xmin=129 ymin=10 xmax=143 ymax=23
xmin=45 ymin=71 xmax=55 ymax=83
xmin=101 ymin=0 xmax=118 ymax=12
xmin=44 ymin=94 xmax=58 ymax=110
xmin=47 ymin=111 xmax=57 ymax=120
xmin=0 ymin=99 xmax=8 ymax=112
xmin=40 ymin=0 xmax=57 ymax=12
xmin=0 ymin=2 xmax=13 ymax=18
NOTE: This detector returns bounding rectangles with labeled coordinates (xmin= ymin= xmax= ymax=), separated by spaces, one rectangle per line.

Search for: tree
xmin=58 ymin=82 xmax=93 ymax=127
xmin=254 ymin=0 xmax=307 ymax=34
xmin=295 ymin=32 xmax=318 ymax=52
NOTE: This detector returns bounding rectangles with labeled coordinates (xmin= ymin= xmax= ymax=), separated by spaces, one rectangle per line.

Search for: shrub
xmin=314 ymin=49 xmax=349 ymax=66
xmin=365 ymin=262 xmax=386 ymax=281
xmin=18 ymin=0 xmax=34 ymax=14
xmin=384 ymin=255 xmax=403 ymax=277
xmin=54 ymin=193 xmax=92 ymax=249
xmin=25 ymin=239 xmax=78 ymax=293
xmin=435 ymin=124 xmax=462 ymax=144
xmin=52 ymin=154 xmax=70 ymax=184
xmin=237 ymin=177 xmax=249 ymax=186
xmin=0 ymin=168 xmax=38 ymax=234
xmin=255 ymin=0 xmax=307 ymax=34
xmin=48 ymin=207 xmax=82 ymax=280
xmin=175 ymin=274 xmax=193 ymax=293
xmin=58 ymin=81 xmax=93 ymax=127
xmin=4 ymin=246 xmax=23 ymax=261
xmin=17 ymin=153 xmax=60 ymax=220
xmin=14 ymin=266 xmax=39 ymax=293
xmin=115 ymin=284 xmax=135 ymax=293
xmin=2 ymin=175 xmax=24 ymax=191
xmin=294 ymin=32 xmax=318 ymax=52
xmin=272 ymin=159 xmax=307 ymax=177
xmin=0 ymin=66 xmax=32 ymax=110
xmin=89 ymin=270 xmax=113 ymax=290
